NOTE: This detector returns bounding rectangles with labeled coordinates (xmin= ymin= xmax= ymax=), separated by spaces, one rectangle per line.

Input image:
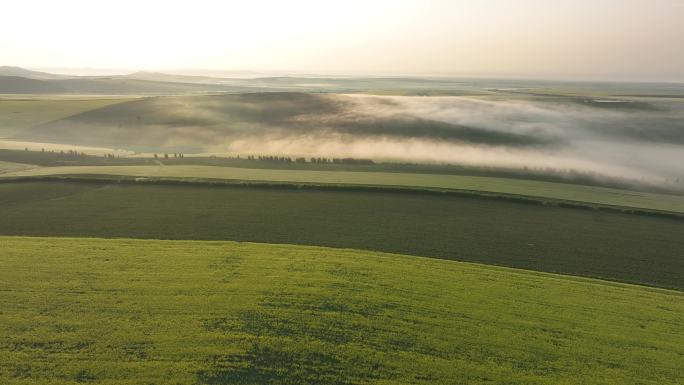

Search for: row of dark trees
xmin=31 ymin=148 xmax=87 ymax=157
xmin=63 ymin=150 xmax=86 ymax=156
xmin=154 ymin=153 xmax=185 ymax=159
xmin=332 ymin=158 xmax=375 ymax=165
xmin=244 ymin=155 xmax=374 ymax=165
xmin=246 ymin=155 xmax=292 ymax=162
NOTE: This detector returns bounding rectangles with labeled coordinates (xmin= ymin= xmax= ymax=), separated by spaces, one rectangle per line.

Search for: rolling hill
xmin=0 ymin=76 xmax=68 ymax=94
xmin=3 ymin=66 xmax=684 ymax=96
xmin=0 ymin=236 xmax=681 ymax=385
xmin=0 ymin=66 xmax=69 ymax=79
xmin=4 ymin=165 xmax=684 ymax=213
xmin=0 ymin=75 xmax=245 ymax=95
xmin=16 ymin=93 xmax=555 ymax=151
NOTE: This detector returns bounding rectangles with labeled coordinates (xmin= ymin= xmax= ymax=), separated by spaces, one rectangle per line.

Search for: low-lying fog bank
xmin=11 ymin=92 xmax=684 ymax=184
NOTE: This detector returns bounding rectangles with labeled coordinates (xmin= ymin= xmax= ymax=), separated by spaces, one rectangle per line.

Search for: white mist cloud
xmin=18 ymin=92 xmax=684 ymax=183
xmin=207 ymin=94 xmax=684 ymax=182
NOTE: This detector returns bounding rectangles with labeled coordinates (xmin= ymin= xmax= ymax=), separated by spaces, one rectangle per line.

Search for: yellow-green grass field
xmin=0 ymin=161 xmax=34 ymax=174
xmin=3 ymin=164 xmax=684 ymax=212
xmin=0 ymin=236 xmax=682 ymax=385
xmin=0 ymin=98 xmax=134 ymax=137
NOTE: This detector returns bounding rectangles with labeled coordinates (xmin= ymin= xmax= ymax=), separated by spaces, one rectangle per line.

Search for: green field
xmin=4 ymin=165 xmax=684 ymax=212
xmin=0 ymin=161 xmax=33 ymax=174
xmin=0 ymin=98 xmax=133 ymax=137
xmin=1 ymin=181 xmax=682 ymax=289
xmin=1 ymin=236 xmax=682 ymax=385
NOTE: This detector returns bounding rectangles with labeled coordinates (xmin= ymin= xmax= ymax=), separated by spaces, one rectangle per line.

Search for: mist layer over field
xmin=17 ymin=92 xmax=684 ymax=181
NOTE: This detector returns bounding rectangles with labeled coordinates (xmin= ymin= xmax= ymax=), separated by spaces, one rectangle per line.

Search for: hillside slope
xmin=0 ymin=181 xmax=682 ymax=289
xmin=4 ymin=165 xmax=684 ymax=213
xmin=0 ymin=75 xmax=244 ymax=95
xmin=0 ymin=66 xmax=68 ymax=79
xmin=0 ymin=236 xmax=681 ymax=385
xmin=20 ymin=93 xmax=555 ymax=151
xmin=0 ymin=76 xmax=67 ymax=93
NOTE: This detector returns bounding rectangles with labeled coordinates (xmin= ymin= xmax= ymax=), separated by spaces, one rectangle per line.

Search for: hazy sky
xmin=2 ymin=0 xmax=683 ymax=80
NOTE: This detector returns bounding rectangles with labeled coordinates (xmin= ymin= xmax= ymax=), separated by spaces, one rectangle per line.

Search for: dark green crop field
xmin=1 ymin=181 xmax=682 ymax=290
xmin=5 ymin=165 xmax=684 ymax=212
xmin=0 ymin=237 xmax=682 ymax=385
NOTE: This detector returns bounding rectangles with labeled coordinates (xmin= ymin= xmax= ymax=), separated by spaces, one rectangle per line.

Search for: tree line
xmin=154 ymin=153 xmax=185 ymax=159
xmin=244 ymin=155 xmax=374 ymax=165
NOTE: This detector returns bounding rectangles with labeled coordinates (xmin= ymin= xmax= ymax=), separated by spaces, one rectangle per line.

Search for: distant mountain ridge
xmin=0 ymin=75 xmax=256 ymax=94
xmin=118 ymin=71 xmax=232 ymax=84
xmin=0 ymin=76 xmax=68 ymax=93
xmin=2 ymin=66 xmax=684 ymax=96
xmin=0 ymin=66 xmax=319 ymax=94
xmin=0 ymin=66 xmax=69 ymax=79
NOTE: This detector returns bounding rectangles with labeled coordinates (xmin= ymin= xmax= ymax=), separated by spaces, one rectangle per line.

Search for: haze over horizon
xmin=2 ymin=0 xmax=684 ymax=82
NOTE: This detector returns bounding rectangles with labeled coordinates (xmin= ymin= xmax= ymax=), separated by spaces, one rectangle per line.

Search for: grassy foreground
xmin=3 ymin=165 xmax=684 ymax=212
xmin=0 ymin=236 xmax=682 ymax=385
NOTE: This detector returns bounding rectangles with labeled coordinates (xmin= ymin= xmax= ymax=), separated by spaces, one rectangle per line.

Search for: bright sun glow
xmin=2 ymin=0 xmax=683 ymax=80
